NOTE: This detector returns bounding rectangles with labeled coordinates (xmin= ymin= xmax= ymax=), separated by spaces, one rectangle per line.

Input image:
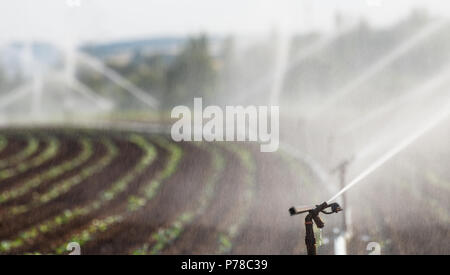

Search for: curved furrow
xmin=0 ymin=138 xmax=111 ymax=218
xmin=162 ymin=143 xmax=256 ymax=255
xmin=132 ymin=143 xmax=225 ymax=255
xmin=0 ymin=138 xmax=92 ymax=204
xmin=54 ymin=137 xmax=185 ymax=254
xmin=38 ymin=135 xmax=162 ymax=254
xmin=0 ymin=136 xmax=139 ymax=241
xmin=0 ymin=135 xmax=28 ymax=161
xmin=0 ymin=136 xmax=40 ymax=170
xmin=0 ymin=136 xmax=60 ymax=181
xmin=0 ymin=134 xmax=157 ymax=254
xmin=0 ymin=137 xmax=106 ymax=207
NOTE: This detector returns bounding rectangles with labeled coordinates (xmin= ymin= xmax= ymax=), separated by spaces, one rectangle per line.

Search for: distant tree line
xmin=79 ymin=34 xmax=218 ymax=110
xmin=76 ymin=9 xmax=449 ymax=112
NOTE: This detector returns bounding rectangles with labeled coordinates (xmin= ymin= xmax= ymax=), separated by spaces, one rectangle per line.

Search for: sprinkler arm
xmin=289 ymin=202 xmax=342 ymax=255
xmin=288 ymin=204 xmax=316 ymax=215
xmin=289 ymin=202 xmax=342 ymax=216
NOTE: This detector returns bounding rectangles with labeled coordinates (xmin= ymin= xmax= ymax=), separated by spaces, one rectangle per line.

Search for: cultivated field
xmin=0 ymin=128 xmax=319 ymax=255
xmin=0 ymin=128 xmax=447 ymax=255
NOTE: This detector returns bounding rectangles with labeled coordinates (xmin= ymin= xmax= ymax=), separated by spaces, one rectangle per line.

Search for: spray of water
xmin=339 ymin=64 xmax=450 ymax=136
xmin=327 ymin=101 xmax=450 ymax=203
xmin=309 ymin=20 xmax=447 ymax=119
xmin=71 ymin=79 xmax=114 ymax=110
xmin=76 ymin=52 xmax=159 ymax=109
xmin=0 ymin=84 xmax=32 ymax=109
xmin=237 ymin=26 xmax=355 ymax=104
xmin=245 ymin=125 xmax=335 ymax=194
xmin=64 ymin=42 xmax=76 ymax=90
xmin=30 ymin=71 xmax=43 ymax=117
xmin=269 ymin=31 xmax=291 ymax=106
xmin=278 ymin=142 xmax=335 ymax=194
xmin=46 ymin=70 xmax=113 ymax=111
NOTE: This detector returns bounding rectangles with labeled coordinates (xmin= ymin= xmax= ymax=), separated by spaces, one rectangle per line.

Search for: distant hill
xmin=80 ymin=37 xmax=187 ymax=58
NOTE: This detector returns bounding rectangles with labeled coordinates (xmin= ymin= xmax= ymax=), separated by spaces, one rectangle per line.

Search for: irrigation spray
xmin=290 ymin=94 xmax=450 ymax=255
xmin=308 ymin=19 xmax=447 ymax=120
xmin=338 ymin=63 xmax=450 ymax=136
xmin=328 ymin=103 xmax=450 ymax=203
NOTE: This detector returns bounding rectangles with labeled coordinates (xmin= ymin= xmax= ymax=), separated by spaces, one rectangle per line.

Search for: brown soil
xmin=79 ymin=142 xmax=211 ymax=254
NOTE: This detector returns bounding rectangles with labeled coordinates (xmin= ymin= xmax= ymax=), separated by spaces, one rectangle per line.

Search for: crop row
xmin=52 ymin=136 xmax=184 ymax=254
xmin=0 ymin=134 xmax=157 ymax=253
xmin=0 ymin=132 xmax=290 ymax=254
xmin=0 ymin=137 xmax=60 ymax=180
xmin=0 ymin=137 xmax=93 ymax=205
xmin=1 ymin=138 xmax=118 ymax=218
xmin=133 ymin=143 xmax=225 ymax=255
xmin=0 ymin=136 xmax=39 ymax=170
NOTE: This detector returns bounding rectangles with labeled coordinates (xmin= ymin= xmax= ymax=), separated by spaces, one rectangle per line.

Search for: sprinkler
xmin=289 ymin=202 xmax=342 ymax=255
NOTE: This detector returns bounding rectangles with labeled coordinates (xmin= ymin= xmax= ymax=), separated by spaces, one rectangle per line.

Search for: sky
xmin=0 ymin=0 xmax=448 ymax=45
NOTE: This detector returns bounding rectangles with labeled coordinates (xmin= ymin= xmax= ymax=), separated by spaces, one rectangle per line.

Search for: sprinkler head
xmin=330 ymin=202 xmax=343 ymax=213
xmin=289 ymin=205 xmax=316 ymax=216
xmin=289 ymin=202 xmax=343 ymax=216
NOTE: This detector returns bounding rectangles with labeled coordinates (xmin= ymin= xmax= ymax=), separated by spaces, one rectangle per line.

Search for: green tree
xmin=165 ymin=35 xmax=217 ymax=108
